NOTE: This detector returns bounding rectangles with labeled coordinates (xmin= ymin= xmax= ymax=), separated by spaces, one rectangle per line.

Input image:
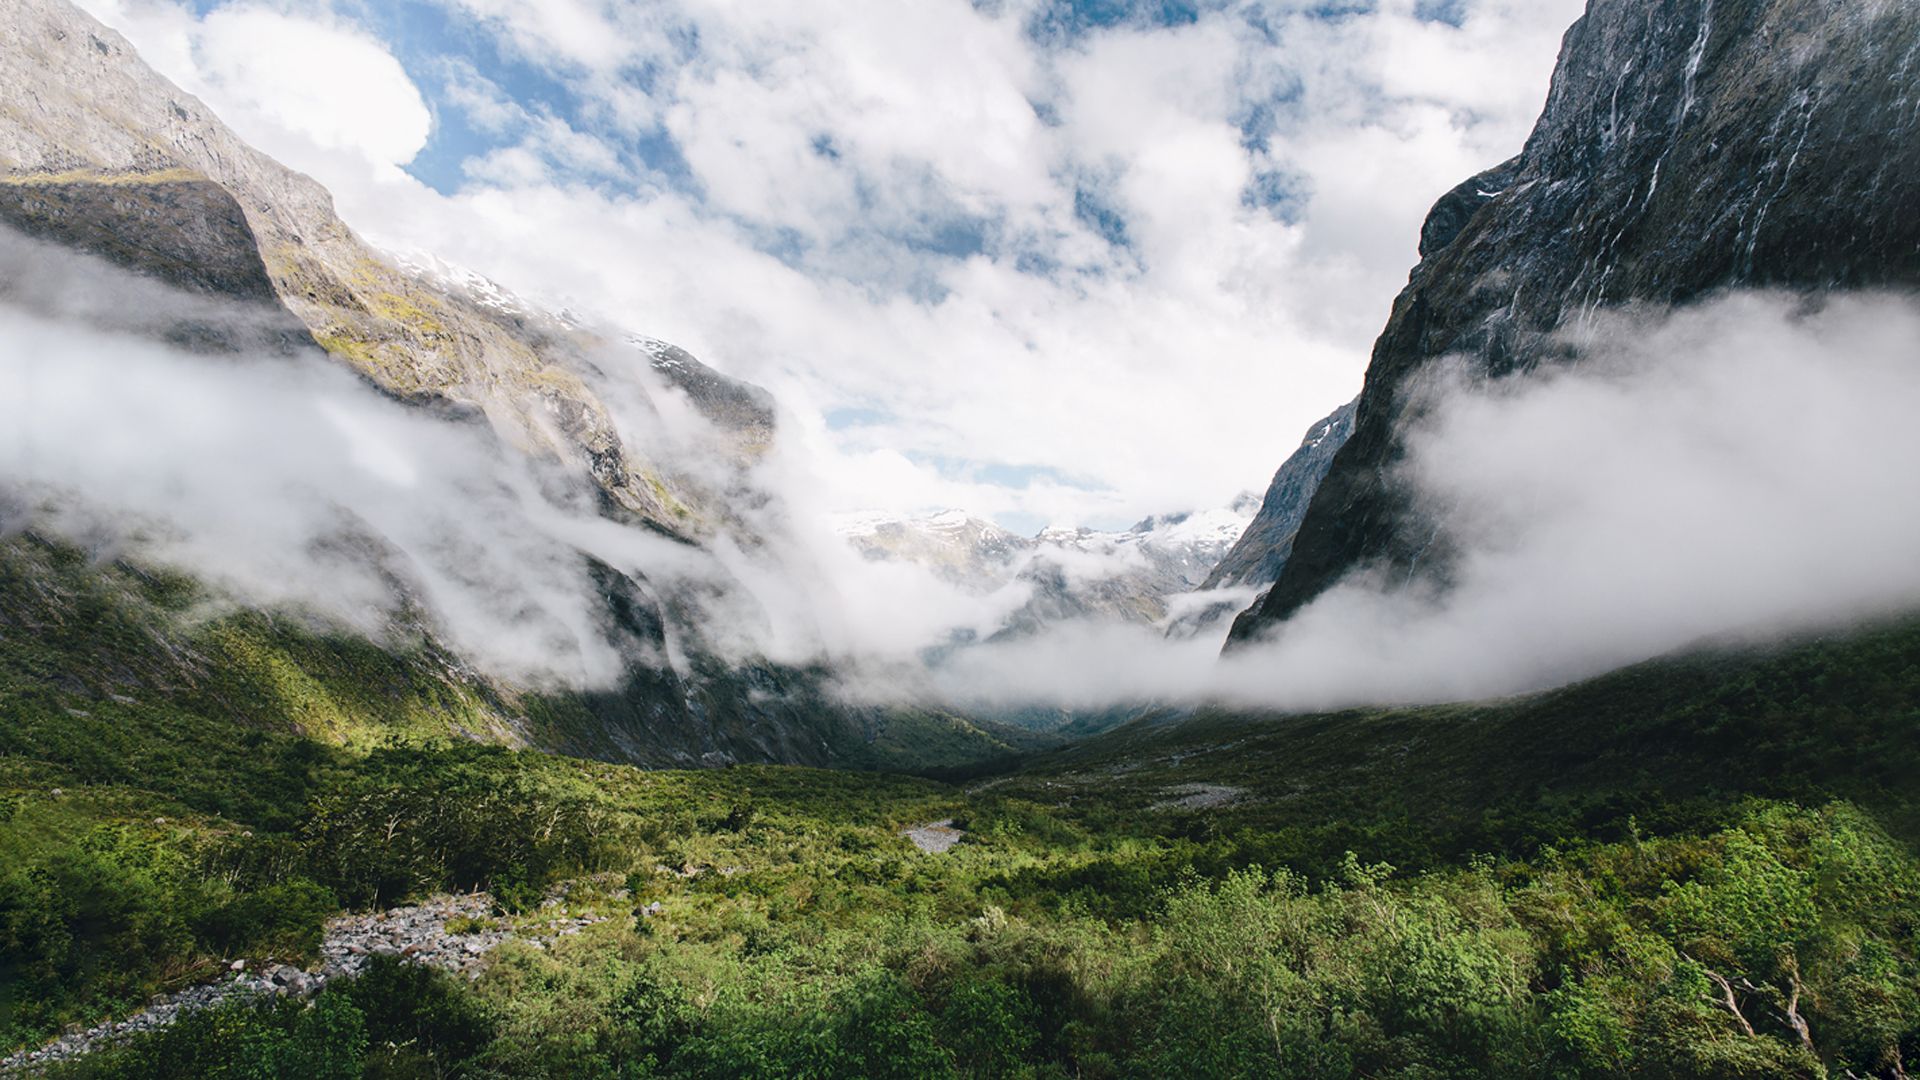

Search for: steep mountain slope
xmin=1231 ymin=0 xmax=1920 ymax=644
xmin=0 ymin=0 xmax=784 ymax=530
xmin=0 ymin=0 xmax=1020 ymax=772
xmin=1159 ymin=398 xmax=1357 ymax=640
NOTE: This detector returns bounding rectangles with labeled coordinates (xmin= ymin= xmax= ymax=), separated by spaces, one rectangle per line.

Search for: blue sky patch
xmin=1072 ymin=185 xmax=1131 ymax=250
xmin=1028 ymin=0 xmax=1205 ymax=44
xmin=1243 ymin=169 xmax=1310 ymax=223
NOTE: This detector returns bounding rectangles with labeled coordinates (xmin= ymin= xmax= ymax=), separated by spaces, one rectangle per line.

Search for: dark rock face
xmin=0 ymin=178 xmax=319 ymax=356
xmin=1202 ymin=397 xmax=1356 ymax=592
xmin=1230 ymin=0 xmax=1920 ymax=645
xmin=0 ymin=176 xmax=278 ymax=301
xmin=639 ymin=339 xmax=777 ymax=443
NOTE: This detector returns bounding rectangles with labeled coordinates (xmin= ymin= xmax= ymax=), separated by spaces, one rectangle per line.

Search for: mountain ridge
xmin=839 ymin=496 xmax=1258 ymax=640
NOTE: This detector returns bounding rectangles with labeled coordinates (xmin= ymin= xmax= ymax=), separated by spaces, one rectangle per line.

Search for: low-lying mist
xmin=924 ymin=292 xmax=1920 ymax=712
xmin=5 ymin=222 xmax=1917 ymax=718
xmin=0 ymin=229 xmax=1072 ymax=689
xmin=0 ymin=230 xmax=725 ymax=685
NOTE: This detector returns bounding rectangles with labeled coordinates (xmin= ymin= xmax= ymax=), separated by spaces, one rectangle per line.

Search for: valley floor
xmin=4 ymin=534 xmax=1919 ymax=1077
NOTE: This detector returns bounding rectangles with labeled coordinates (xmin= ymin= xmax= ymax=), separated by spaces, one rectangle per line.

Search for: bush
xmin=192 ymin=878 xmax=337 ymax=960
xmin=47 ymin=995 xmax=365 ymax=1080
xmin=346 ymin=956 xmax=497 ymax=1075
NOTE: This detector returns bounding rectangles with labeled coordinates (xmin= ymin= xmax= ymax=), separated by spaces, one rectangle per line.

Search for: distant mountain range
xmin=838 ymin=495 xmax=1259 ymax=642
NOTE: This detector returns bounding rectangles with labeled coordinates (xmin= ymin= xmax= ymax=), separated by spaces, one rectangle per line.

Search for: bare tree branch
xmin=1697 ymin=962 xmax=1757 ymax=1038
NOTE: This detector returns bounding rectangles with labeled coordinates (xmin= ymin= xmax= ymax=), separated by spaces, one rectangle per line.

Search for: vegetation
xmin=3 ymin=530 xmax=1918 ymax=1076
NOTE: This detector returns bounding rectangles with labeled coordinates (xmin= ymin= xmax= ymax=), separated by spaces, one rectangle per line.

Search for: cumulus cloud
xmin=73 ymin=0 xmax=1586 ymax=532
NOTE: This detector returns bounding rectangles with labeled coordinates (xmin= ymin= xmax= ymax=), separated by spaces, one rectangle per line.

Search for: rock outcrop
xmin=1230 ymin=0 xmax=1920 ymax=645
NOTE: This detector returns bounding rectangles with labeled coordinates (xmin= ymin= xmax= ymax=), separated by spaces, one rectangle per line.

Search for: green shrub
xmin=46 ymin=995 xmax=366 ymax=1080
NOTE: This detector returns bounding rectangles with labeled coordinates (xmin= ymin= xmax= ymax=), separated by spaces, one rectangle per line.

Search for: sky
xmin=74 ymin=0 xmax=1587 ymax=534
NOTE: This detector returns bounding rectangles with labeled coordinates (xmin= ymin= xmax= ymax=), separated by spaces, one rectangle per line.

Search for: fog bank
xmin=926 ymin=292 xmax=1920 ymax=712
xmin=5 ymin=225 xmax=1917 ymax=714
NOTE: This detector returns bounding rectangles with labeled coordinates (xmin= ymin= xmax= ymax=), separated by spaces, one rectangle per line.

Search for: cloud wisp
xmin=0 ymin=231 xmax=713 ymax=687
xmin=0 ymin=229 xmax=1105 ymax=687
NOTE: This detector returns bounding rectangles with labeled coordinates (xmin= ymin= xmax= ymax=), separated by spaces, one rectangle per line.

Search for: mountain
xmin=0 ymin=0 xmax=719 ymax=530
xmin=839 ymin=496 xmax=1258 ymax=639
xmin=837 ymin=510 xmax=1034 ymax=592
xmin=1228 ymin=0 xmax=1920 ymax=645
xmin=0 ymin=0 xmax=1016 ymax=771
xmin=7 ymin=4 xmax=1920 ymax=1074
xmin=1159 ymin=397 xmax=1357 ymax=640
xmin=1202 ymin=398 xmax=1356 ymax=593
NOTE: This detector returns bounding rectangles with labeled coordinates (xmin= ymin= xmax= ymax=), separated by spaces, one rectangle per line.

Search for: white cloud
xmin=1214 ymin=293 xmax=1920 ymax=709
xmin=73 ymin=0 xmax=1586 ymax=534
xmin=436 ymin=56 xmax=526 ymax=135
xmin=190 ymin=5 xmax=430 ymax=166
xmin=441 ymin=0 xmax=637 ymax=73
xmin=0 ymin=234 xmax=654 ymax=684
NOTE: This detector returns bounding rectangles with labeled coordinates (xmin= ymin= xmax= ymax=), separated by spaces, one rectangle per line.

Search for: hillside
xmin=988 ymin=616 xmax=1920 ymax=863
xmin=0 ymin=525 xmax=1043 ymax=789
xmin=6 ymin=593 xmax=1918 ymax=1075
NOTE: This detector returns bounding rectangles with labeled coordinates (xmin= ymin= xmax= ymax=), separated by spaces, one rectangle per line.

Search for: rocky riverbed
xmin=1 ymin=891 xmax=607 ymax=1074
xmin=902 ymin=819 xmax=965 ymax=853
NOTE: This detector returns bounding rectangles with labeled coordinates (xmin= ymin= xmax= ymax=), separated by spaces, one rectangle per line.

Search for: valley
xmin=2 ymin=0 xmax=1917 ymax=1075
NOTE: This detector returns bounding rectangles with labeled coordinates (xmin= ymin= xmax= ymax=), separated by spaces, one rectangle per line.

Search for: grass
xmin=3 ymin=529 xmax=1918 ymax=1075
xmin=983 ymin=616 xmax=1920 ymax=869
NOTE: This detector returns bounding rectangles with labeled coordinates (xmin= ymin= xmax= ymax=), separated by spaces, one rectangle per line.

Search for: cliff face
xmin=1230 ymin=0 xmax=1920 ymax=645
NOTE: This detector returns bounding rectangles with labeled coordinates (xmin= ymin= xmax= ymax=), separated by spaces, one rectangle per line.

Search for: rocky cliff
xmin=1229 ymin=0 xmax=1920 ymax=645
